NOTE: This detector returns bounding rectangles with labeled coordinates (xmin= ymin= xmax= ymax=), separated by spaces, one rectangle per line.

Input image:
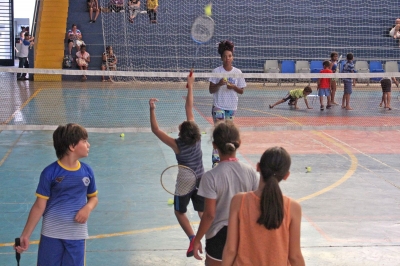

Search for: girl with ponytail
xmin=192 ymin=121 xmax=259 ymax=265
xmin=222 ymin=147 xmax=305 ymax=266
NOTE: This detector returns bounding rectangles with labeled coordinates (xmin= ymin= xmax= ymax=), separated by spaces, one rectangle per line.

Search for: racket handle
xmin=186 ymin=68 xmax=194 ymax=88
xmin=15 ymin=238 xmax=21 ymax=262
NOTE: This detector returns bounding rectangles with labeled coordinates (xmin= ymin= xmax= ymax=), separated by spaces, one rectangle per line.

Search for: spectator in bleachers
xmin=128 ymin=0 xmax=140 ymax=23
xmin=389 ymin=18 xmax=400 ymax=47
xmin=101 ymin=46 xmax=118 ymax=82
xmin=76 ymin=45 xmax=91 ymax=81
xmin=19 ymin=26 xmax=26 ymax=43
xmin=389 ymin=19 xmax=400 ymax=38
xmin=88 ymin=0 xmax=100 ymax=23
xmin=147 ymin=0 xmax=158 ymax=23
xmin=16 ymin=32 xmax=34 ymax=81
xmin=109 ymin=0 xmax=124 ymax=13
xmin=67 ymin=24 xmax=84 ymax=58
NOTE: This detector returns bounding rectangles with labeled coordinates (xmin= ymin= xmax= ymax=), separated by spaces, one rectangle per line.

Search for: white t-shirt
xmin=198 ymin=161 xmax=259 ymax=239
xmin=209 ymin=66 xmax=246 ymax=110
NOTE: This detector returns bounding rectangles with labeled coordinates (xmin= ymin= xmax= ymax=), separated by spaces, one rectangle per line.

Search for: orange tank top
xmin=233 ymin=192 xmax=291 ymax=266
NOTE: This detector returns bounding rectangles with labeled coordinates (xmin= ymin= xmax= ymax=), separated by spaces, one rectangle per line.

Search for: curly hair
xmin=218 ymin=40 xmax=235 ymax=57
xmin=179 ymin=121 xmax=201 ymax=146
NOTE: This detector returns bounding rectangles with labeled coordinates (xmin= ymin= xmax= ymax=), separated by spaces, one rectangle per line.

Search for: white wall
xmin=14 ymin=0 xmax=35 ymax=28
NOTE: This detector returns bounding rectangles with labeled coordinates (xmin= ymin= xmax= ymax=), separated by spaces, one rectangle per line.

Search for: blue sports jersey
xmin=36 ymin=161 xmax=97 ymax=240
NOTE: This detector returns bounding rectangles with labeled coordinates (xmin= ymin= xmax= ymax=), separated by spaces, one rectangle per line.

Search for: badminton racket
xmin=160 ymin=165 xmax=197 ymax=196
xmin=186 ymin=15 xmax=215 ymax=88
xmin=15 ymin=238 xmax=20 ymax=266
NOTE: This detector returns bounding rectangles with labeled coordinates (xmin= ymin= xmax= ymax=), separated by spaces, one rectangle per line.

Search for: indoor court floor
xmin=0 ymin=78 xmax=399 ymax=265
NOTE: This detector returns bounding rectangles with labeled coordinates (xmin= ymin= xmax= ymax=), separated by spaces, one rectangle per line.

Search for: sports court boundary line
xmin=2 ymin=88 xmax=43 ymax=125
xmin=296 ymin=131 xmax=358 ymax=202
xmin=1 ymin=130 xmax=356 ymax=247
xmin=0 ymin=132 xmax=24 ymax=167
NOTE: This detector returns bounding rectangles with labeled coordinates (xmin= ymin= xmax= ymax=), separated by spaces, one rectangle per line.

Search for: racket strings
xmin=162 ymin=166 xmax=197 ymax=196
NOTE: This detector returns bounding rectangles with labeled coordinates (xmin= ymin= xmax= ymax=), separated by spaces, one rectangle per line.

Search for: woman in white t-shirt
xmin=209 ymin=40 xmax=246 ymax=168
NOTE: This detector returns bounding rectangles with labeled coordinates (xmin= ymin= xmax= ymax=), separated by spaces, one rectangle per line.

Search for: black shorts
xmin=174 ymin=182 xmax=204 ymax=213
xmin=381 ymin=78 xmax=392 ymax=93
xmin=205 ymin=226 xmax=228 ymax=261
xmin=282 ymin=93 xmax=296 ymax=104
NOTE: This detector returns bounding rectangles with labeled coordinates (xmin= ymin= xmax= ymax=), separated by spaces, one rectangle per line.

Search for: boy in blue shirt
xmin=342 ymin=53 xmax=356 ymax=110
xmin=15 ymin=123 xmax=98 ymax=266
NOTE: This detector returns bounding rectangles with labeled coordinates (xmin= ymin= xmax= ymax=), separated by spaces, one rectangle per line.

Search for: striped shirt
xmin=175 ymin=138 xmax=204 ymax=179
xmin=102 ymin=52 xmax=116 ymax=64
xmin=36 ymin=161 xmax=98 ymax=240
xmin=342 ymin=60 xmax=356 ymax=82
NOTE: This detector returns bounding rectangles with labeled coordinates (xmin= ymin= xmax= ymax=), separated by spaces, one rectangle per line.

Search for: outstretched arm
xmin=186 ymin=74 xmax=195 ymax=121
xmin=149 ymin=99 xmax=179 ymax=153
xmin=304 ymin=98 xmax=312 ymax=109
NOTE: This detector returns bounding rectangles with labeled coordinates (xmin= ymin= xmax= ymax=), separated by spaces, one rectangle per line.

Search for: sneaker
xmin=186 ymin=237 xmax=195 ymax=257
xmin=320 ymin=105 xmax=324 ymax=111
xmin=326 ymin=105 xmax=332 ymax=109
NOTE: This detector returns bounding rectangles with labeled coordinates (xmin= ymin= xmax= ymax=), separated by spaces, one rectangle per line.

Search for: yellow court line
xmin=0 ymin=133 xmax=24 ymax=167
xmin=0 ymin=130 xmax=357 ymax=248
xmin=3 ymin=88 xmax=43 ymax=125
xmin=297 ymin=131 xmax=358 ymax=203
xmin=0 ymin=223 xmax=200 ymax=247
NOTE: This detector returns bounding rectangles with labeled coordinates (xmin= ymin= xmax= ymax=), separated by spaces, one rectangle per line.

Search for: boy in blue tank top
xmin=150 ymin=74 xmax=205 ymax=257
xmin=14 ymin=123 xmax=98 ymax=266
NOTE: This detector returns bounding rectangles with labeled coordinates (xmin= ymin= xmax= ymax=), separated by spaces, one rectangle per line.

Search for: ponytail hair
xmin=212 ymin=120 xmax=240 ymax=155
xmin=257 ymin=147 xmax=291 ymax=230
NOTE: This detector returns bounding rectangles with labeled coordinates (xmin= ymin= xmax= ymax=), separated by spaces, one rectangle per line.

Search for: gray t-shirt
xmin=198 ymin=161 xmax=259 ymax=239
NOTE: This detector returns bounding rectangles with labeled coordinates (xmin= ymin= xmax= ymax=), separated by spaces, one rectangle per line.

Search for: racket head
xmin=337 ymin=55 xmax=343 ymax=63
xmin=160 ymin=165 xmax=197 ymax=196
xmin=191 ymin=15 xmax=215 ymax=44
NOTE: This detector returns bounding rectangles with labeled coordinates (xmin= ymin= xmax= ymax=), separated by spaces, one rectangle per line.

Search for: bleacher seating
xmin=279 ymin=60 xmax=296 ymax=86
xmin=369 ymin=61 xmax=385 ymax=82
xmin=310 ymin=61 xmax=323 ymax=81
xmin=355 ymin=61 xmax=370 ymax=84
xmin=60 ymin=0 xmax=400 ymax=76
